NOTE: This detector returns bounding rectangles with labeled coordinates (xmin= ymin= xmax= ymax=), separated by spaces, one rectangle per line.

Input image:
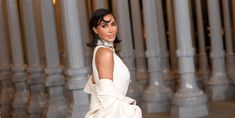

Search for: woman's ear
xmin=93 ymin=27 xmax=98 ymax=34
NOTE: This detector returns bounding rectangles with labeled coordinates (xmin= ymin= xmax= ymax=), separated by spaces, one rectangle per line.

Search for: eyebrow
xmin=97 ymin=17 xmax=116 ymax=27
xmin=102 ymin=19 xmax=111 ymax=23
xmin=99 ymin=20 xmax=115 ymax=26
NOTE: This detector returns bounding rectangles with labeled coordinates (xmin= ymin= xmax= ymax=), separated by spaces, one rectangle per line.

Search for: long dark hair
xmin=87 ymin=8 xmax=121 ymax=47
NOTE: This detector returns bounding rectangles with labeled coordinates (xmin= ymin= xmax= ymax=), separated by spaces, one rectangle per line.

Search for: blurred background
xmin=0 ymin=0 xmax=235 ymax=118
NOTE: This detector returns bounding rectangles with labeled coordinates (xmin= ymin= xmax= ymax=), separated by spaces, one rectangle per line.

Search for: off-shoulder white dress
xmin=84 ymin=40 xmax=142 ymax=118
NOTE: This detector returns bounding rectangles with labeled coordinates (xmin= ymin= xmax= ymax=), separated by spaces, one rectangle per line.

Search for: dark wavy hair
xmin=87 ymin=8 xmax=121 ymax=47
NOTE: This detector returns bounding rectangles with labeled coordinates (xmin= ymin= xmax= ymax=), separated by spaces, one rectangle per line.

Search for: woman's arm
xmin=95 ymin=47 xmax=114 ymax=80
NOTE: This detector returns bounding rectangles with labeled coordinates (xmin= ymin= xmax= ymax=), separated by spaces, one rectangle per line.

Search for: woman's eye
xmin=102 ymin=24 xmax=108 ymax=28
xmin=111 ymin=22 xmax=117 ymax=26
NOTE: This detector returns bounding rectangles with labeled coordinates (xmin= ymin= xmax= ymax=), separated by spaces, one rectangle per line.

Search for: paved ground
xmin=142 ymin=99 xmax=235 ymax=118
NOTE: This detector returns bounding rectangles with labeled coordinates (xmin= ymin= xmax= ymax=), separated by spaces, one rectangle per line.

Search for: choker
xmin=97 ymin=39 xmax=114 ymax=48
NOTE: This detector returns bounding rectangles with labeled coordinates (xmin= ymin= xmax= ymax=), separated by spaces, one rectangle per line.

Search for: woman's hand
xmin=91 ymin=75 xmax=96 ymax=84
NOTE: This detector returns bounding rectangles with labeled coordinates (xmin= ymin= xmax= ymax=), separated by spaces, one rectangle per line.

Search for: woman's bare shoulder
xmin=95 ymin=47 xmax=114 ymax=80
xmin=95 ymin=47 xmax=113 ymax=61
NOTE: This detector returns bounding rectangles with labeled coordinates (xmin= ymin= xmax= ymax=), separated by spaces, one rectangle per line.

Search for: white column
xmin=189 ymin=0 xmax=195 ymax=48
xmin=172 ymin=0 xmax=208 ymax=117
xmin=155 ymin=0 xmax=176 ymax=90
xmin=112 ymin=0 xmax=142 ymax=103
xmin=142 ymin=0 xmax=172 ymax=113
xmin=195 ymin=0 xmax=210 ymax=90
xmin=32 ymin=0 xmax=45 ymax=66
xmin=233 ymin=0 xmax=235 ymax=52
xmin=223 ymin=0 xmax=235 ymax=82
xmin=92 ymin=0 xmax=108 ymax=11
xmin=40 ymin=0 xmax=67 ymax=118
xmin=77 ymin=0 xmax=92 ymax=73
xmin=130 ymin=0 xmax=148 ymax=88
xmin=222 ymin=0 xmax=235 ymax=98
xmin=166 ymin=0 xmax=178 ymax=78
xmin=53 ymin=1 xmax=67 ymax=66
xmin=59 ymin=0 xmax=89 ymax=117
xmin=5 ymin=0 xmax=29 ymax=117
xmin=20 ymin=1 xmax=46 ymax=117
xmin=0 ymin=0 xmax=14 ymax=117
xmin=207 ymin=0 xmax=230 ymax=101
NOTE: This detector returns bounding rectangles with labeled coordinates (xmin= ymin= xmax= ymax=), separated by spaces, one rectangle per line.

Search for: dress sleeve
xmin=95 ymin=79 xmax=142 ymax=118
xmin=83 ymin=75 xmax=94 ymax=94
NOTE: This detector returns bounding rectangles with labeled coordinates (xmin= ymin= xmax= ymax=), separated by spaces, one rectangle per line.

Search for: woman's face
xmin=93 ymin=14 xmax=117 ymax=42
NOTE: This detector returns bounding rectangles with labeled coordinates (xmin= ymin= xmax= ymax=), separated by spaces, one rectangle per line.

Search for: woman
xmin=84 ymin=8 xmax=142 ymax=118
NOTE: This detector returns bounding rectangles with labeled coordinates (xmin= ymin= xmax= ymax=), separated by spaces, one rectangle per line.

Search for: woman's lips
xmin=107 ymin=35 xmax=115 ymax=38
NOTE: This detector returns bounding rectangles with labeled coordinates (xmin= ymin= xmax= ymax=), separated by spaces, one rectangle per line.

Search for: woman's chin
xmin=105 ymin=38 xmax=115 ymax=42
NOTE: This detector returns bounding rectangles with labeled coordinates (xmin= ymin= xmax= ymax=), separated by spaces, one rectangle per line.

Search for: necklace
xmin=97 ymin=39 xmax=114 ymax=49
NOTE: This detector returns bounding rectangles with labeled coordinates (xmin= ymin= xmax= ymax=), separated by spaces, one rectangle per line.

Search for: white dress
xmin=84 ymin=40 xmax=142 ymax=118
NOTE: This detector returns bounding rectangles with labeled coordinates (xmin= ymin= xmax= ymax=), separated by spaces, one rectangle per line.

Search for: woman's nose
xmin=108 ymin=26 xmax=114 ymax=33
